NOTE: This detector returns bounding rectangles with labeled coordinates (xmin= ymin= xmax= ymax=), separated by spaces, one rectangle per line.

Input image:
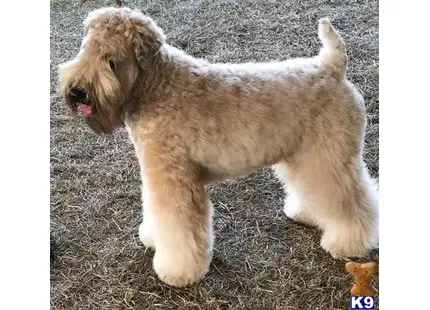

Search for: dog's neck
xmin=124 ymin=44 xmax=207 ymax=122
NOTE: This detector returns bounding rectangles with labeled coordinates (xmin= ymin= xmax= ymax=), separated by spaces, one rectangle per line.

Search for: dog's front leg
xmin=138 ymin=177 xmax=156 ymax=249
xmin=142 ymin=164 xmax=214 ymax=287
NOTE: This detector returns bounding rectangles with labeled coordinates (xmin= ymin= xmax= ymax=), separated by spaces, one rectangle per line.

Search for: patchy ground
xmin=50 ymin=0 xmax=379 ymax=309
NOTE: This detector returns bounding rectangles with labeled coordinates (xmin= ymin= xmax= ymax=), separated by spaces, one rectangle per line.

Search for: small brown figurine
xmin=345 ymin=262 xmax=378 ymax=296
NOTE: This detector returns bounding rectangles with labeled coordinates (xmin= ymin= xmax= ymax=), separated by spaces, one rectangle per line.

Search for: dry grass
xmin=50 ymin=0 xmax=379 ymax=309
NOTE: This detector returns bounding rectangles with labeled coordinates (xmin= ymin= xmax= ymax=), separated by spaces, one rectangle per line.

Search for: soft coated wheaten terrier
xmin=59 ymin=7 xmax=379 ymax=287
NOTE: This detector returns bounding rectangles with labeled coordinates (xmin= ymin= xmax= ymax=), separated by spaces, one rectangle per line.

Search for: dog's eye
xmin=108 ymin=59 xmax=116 ymax=70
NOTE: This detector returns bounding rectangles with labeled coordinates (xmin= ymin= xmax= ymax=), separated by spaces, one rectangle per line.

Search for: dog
xmin=59 ymin=7 xmax=379 ymax=287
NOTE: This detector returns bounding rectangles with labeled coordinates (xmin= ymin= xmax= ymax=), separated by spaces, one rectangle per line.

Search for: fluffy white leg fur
xmin=321 ymin=217 xmax=378 ymax=258
xmin=320 ymin=173 xmax=379 ymax=258
xmin=152 ymin=201 xmax=214 ymax=287
xmin=283 ymin=189 xmax=316 ymax=226
xmin=127 ymin=125 xmax=156 ymax=248
xmin=274 ymin=164 xmax=316 ymax=226
xmin=137 ymin=165 xmax=156 ymax=248
xmin=138 ymin=185 xmax=155 ymax=249
xmin=275 ymin=159 xmax=379 ymax=258
xmin=127 ymin=125 xmax=213 ymax=286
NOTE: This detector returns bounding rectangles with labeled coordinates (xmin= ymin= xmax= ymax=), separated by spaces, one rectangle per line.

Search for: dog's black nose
xmin=69 ymin=87 xmax=87 ymax=102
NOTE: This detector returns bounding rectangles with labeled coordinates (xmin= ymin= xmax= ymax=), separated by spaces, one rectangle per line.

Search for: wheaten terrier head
xmin=59 ymin=7 xmax=165 ymax=134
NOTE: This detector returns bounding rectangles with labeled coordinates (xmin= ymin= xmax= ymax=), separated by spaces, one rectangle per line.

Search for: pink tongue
xmin=78 ymin=103 xmax=92 ymax=116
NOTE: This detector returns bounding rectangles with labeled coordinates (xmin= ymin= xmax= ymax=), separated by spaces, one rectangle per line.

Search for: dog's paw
xmin=320 ymin=228 xmax=377 ymax=259
xmin=139 ymin=221 xmax=155 ymax=249
xmin=321 ymin=233 xmax=349 ymax=259
xmin=153 ymin=249 xmax=211 ymax=287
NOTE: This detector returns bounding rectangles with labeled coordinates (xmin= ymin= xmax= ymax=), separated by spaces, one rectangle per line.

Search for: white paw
xmin=139 ymin=221 xmax=155 ymax=249
xmin=153 ymin=248 xmax=211 ymax=287
xmin=320 ymin=223 xmax=378 ymax=258
xmin=321 ymin=231 xmax=347 ymax=259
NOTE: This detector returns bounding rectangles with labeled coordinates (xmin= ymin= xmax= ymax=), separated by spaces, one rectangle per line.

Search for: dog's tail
xmin=318 ymin=18 xmax=347 ymax=78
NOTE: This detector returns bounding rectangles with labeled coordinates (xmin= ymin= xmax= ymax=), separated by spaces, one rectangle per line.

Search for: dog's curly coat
xmin=59 ymin=7 xmax=379 ymax=287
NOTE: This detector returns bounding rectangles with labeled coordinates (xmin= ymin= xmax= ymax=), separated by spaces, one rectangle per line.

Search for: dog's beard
xmin=83 ymin=84 xmax=124 ymax=135
xmin=60 ymin=66 xmax=125 ymax=135
xmin=83 ymin=103 xmax=122 ymax=135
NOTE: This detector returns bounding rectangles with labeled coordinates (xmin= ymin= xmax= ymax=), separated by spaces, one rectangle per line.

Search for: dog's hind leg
xmin=317 ymin=160 xmax=379 ymax=258
xmin=142 ymin=162 xmax=213 ymax=287
xmin=282 ymin=145 xmax=379 ymax=258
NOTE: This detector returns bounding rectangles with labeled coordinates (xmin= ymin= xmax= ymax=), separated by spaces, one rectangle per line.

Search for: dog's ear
xmin=133 ymin=16 xmax=166 ymax=69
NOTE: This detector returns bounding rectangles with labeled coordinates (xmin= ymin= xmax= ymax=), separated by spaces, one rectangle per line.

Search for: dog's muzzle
xmin=69 ymin=87 xmax=87 ymax=102
xmin=68 ymin=87 xmax=93 ymax=116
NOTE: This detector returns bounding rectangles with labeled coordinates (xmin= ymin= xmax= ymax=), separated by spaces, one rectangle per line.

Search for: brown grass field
xmin=50 ymin=0 xmax=379 ymax=309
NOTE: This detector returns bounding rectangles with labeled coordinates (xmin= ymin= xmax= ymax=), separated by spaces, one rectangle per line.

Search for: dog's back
xmin=169 ymin=21 xmax=363 ymax=182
